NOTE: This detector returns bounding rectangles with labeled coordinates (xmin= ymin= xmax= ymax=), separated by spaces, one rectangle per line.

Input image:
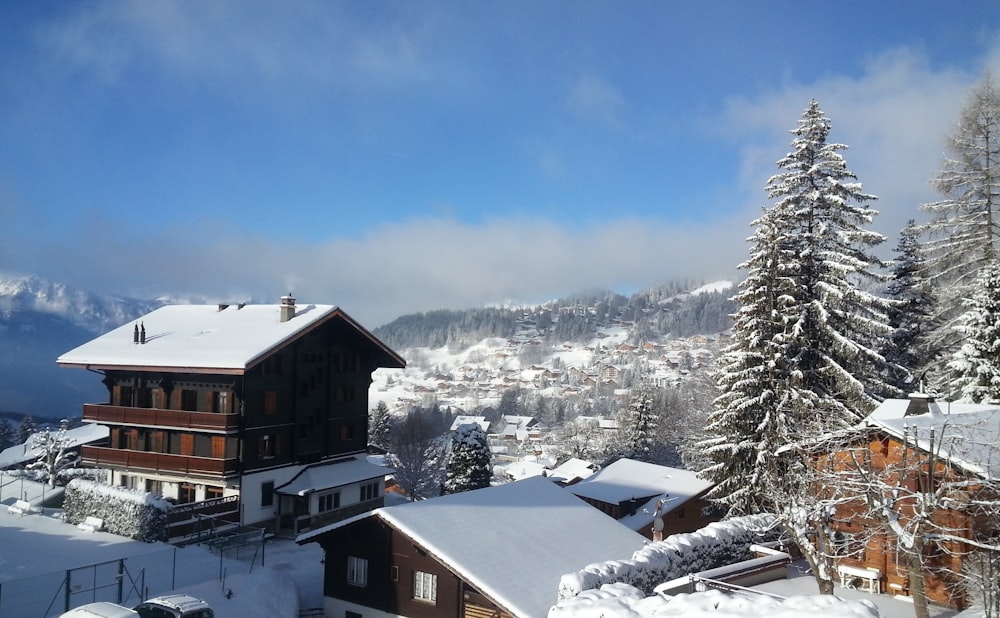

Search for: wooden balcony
xmin=83 ymin=404 xmax=239 ymax=432
xmin=81 ymin=445 xmax=239 ymax=476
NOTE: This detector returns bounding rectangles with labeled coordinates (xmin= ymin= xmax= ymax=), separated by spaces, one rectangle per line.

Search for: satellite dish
xmin=652 ymin=517 xmax=664 ymax=532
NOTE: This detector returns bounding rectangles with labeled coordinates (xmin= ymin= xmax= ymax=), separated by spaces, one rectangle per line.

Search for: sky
xmin=2 ymin=2 xmax=1000 ymax=327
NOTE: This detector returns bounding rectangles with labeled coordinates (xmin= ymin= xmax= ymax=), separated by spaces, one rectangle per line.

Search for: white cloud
xmin=568 ymin=74 xmax=628 ymax=130
xmin=719 ymin=45 xmax=1000 ymax=245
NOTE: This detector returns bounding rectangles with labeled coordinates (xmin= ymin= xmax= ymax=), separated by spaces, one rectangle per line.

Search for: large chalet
xmin=57 ymin=295 xmax=405 ymax=535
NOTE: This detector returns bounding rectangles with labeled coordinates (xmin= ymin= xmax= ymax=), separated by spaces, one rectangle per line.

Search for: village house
xmin=567 ymin=458 xmax=718 ymax=540
xmin=821 ymin=394 xmax=1000 ymax=609
xmin=296 ymin=476 xmax=648 ymax=618
xmin=57 ymin=296 xmax=405 ymax=538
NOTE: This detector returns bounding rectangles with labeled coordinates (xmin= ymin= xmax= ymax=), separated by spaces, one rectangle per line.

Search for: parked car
xmin=133 ymin=595 xmax=214 ymax=618
xmin=59 ymin=602 xmax=139 ymax=618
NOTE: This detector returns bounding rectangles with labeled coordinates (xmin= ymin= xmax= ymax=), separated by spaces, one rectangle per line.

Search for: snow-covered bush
xmin=63 ymin=479 xmax=172 ymax=542
xmin=557 ymin=514 xmax=780 ymax=599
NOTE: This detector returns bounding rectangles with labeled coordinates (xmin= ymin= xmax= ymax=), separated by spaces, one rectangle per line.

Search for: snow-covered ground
xmin=0 ymin=496 xmax=979 ymax=618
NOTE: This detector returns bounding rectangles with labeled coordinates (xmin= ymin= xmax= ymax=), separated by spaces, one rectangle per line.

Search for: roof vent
xmin=905 ymin=392 xmax=934 ymax=416
xmin=218 ymin=304 xmax=229 ymax=312
xmin=280 ymin=294 xmax=296 ymax=322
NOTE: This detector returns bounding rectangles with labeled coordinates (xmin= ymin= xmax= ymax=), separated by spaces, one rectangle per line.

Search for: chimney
xmin=218 ymin=304 xmax=229 ymax=311
xmin=905 ymin=392 xmax=934 ymax=416
xmin=133 ymin=324 xmax=139 ymax=344
xmin=280 ymin=294 xmax=296 ymax=322
xmin=140 ymin=322 xmax=146 ymax=344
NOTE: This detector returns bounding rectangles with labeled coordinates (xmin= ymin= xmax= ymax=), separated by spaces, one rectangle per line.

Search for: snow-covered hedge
xmin=63 ymin=479 xmax=172 ymax=542
xmin=549 ymin=583 xmax=881 ymax=618
xmin=557 ymin=514 xmax=780 ymax=598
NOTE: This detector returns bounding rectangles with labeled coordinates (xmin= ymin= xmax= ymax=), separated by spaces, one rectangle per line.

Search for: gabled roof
xmin=275 ymin=456 xmax=393 ymax=496
xmin=864 ymin=397 xmax=1000 ymax=481
xmin=568 ymin=459 xmax=713 ymax=512
xmin=57 ymin=302 xmax=404 ymax=374
xmin=298 ymin=476 xmax=647 ymax=618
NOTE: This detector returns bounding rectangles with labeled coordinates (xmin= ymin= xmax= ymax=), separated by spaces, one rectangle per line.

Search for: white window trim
xmin=347 ymin=556 xmax=368 ymax=587
xmin=414 ymin=570 xmax=437 ymax=603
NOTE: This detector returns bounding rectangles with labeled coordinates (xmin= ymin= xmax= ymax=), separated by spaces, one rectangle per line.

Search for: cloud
xmin=718 ymin=45 xmax=1000 ymax=245
xmin=568 ymin=73 xmax=628 ymax=130
xmin=1 ymin=211 xmax=746 ymax=328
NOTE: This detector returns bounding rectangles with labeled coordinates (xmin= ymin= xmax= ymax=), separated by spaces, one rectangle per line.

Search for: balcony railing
xmin=83 ymin=404 xmax=239 ymax=431
xmin=81 ymin=445 xmax=238 ymax=476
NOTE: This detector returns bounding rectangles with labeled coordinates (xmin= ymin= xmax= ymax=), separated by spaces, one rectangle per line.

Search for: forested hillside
xmin=374 ymin=281 xmax=736 ymax=351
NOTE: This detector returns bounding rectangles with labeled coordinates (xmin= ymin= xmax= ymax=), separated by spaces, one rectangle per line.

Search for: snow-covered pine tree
xmin=947 ymin=259 xmax=1000 ymax=402
xmin=443 ymin=423 xmax=491 ymax=495
xmin=920 ymin=73 xmax=1000 ymax=383
xmin=368 ymin=400 xmax=391 ymax=450
xmin=616 ymin=380 xmax=658 ymax=463
xmin=0 ymin=418 xmax=15 ymax=451
xmin=884 ymin=220 xmax=938 ymax=393
xmin=701 ymin=100 xmax=894 ymax=595
xmin=17 ymin=415 xmax=36 ymax=445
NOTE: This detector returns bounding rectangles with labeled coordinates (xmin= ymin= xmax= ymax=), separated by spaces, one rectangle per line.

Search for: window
xmin=319 ymin=491 xmax=340 ymax=512
xmin=180 ymin=389 xmax=198 ymax=411
xmin=179 ymin=483 xmax=197 ymax=504
xmin=264 ymin=390 xmax=278 ymax=415
xmin=206 ymin=486 xmax=224 ymax=500
xmin=413 ymin=571 xmax=437 ymax=603
xmin=261 ymin=480 xmax=275 ymax=507
xmin=360 ymin=482 xmax=379 ymax=502
xmin=347 ymin=556 xmax=368 ymax=587
xmin=259 ymin=434 xmax=275 ymax=459
xmin=212 ymin=390 xmax=230 ymax=413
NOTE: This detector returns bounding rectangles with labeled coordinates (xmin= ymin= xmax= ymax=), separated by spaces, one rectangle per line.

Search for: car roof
xmin=61 ymin=602 xmax=140 ymax=618
xmin=140 ymin=594 xmax=211 ymax=611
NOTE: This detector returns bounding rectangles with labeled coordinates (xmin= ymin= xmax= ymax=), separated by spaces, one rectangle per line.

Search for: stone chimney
xmin=904 ymin=392 xmax=934 ymax=416
xmin=280 ymin=294 xmax=296 ymax=323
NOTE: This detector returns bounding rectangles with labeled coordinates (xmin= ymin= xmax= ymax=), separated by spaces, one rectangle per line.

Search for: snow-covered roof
xmin=864 ymin=397 xmax=1000 ymax=481
xmin=57 ymin=302 xmax=404 ymax=373
xmin=548 ymin=458 xmax=596 ymax=484
xmin=450 ymin=415 xmax=490 ymax=432
xmin=300 ymin=477 xmax=648 ymax=618
xmin=0 ymin=423 xmax=109 ymax=469
xmin=568 ymin=459 xmax=713 ymax=517
xmin=275 ymin=456 xmax=393 ymax=496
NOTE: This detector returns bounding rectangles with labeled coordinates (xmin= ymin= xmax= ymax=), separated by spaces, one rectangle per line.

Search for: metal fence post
xmin=117 ymin=559 xmax=124 ymax=604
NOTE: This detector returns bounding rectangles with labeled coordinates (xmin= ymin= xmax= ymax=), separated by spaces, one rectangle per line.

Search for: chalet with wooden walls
xmin=567 ymin=458 xmax=718 ymax=540
xmin=57 ymin=296 xmax=405 ymax=535
xmin=297 ymin=476 xmax=648 ymax=618
xmin=820 ymin=395 xmax=1000 ymax=609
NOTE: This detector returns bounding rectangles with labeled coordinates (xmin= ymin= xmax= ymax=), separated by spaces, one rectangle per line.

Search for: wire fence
xmin=0 ymin=529 xmax=267 ymax=618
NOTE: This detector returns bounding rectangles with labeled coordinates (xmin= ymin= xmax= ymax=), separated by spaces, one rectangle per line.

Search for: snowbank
xmin=558 ymin=514 xmax=779 ymax=598
xmin=548 ymin=584 xmax=882 ymax=618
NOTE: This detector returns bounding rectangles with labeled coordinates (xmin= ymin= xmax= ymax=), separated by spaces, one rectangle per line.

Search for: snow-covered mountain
xmin=0 ymin=274 xmax=166 ymax=417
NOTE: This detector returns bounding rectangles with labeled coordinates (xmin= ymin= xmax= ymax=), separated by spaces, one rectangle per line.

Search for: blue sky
xmin=2 ymin=2 xmax=999 ymax=326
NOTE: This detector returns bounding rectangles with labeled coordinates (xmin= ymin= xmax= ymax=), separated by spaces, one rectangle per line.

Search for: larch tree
xmin=920 ymin=73 xmax=1000 ymax=382
xmin=947 ymin=259 xmax=1000 ymax=402
xmin=443 ymin=422 xmax=492 ymax=495
xmin=701 ymin=100 xmax=894 ymax=595
xmin=884 ymin=220 xmax=938 ymax=393
xmin=387 ymin=408 xmax=445 ymax=500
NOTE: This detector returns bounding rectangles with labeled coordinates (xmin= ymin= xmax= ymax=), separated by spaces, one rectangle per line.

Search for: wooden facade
xmin=821 ymin=431 xmax=980 ymax=608
xmin=312 ymin=516 xmax=513 ymax=618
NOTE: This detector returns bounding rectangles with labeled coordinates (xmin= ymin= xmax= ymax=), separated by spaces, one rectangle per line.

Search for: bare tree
xmin=387 ymin=409 xmax=445 ymax=500
xmin=27 ymin=419 xmax=79 ymax=488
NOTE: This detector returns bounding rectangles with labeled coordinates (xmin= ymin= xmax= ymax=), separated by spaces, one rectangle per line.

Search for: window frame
xmin=413 ymin=570 xmax=437 ymax=603
xmin=347 ymin=556 xmax=368 ymax=587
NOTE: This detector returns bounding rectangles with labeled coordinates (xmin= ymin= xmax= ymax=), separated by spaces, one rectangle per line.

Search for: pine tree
xmin=17 ymin=415 xmax=36 ymax=445
xmin=700 ymin=100 xmax=894 ymax=595
xmin=884 ymin=220 xmax=938 ymax=392
xmin=615 ymin=380 xmax=658 ymax=462
xmin=368 ymin=401 xmax=392 ymax=450
xmin=0 ymin=418 xmax=15 ymax=451
xmin=920 ymin=73 xmax=1000 ymax=380
xmin=946 ymin=260 xmax=1000 ymax=402
xmin=443 ymin=423 xmax=491 ymax=495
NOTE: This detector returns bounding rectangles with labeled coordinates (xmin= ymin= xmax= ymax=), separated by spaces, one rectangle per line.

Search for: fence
xmin=0 ymin=533 xmax=266 ymax=617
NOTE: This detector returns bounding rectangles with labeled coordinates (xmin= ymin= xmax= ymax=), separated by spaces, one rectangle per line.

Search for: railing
xmin=81 ymin=445 xmax=238 ymax=476
xmin=83 ymin=404 xmax=239 ymax=431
